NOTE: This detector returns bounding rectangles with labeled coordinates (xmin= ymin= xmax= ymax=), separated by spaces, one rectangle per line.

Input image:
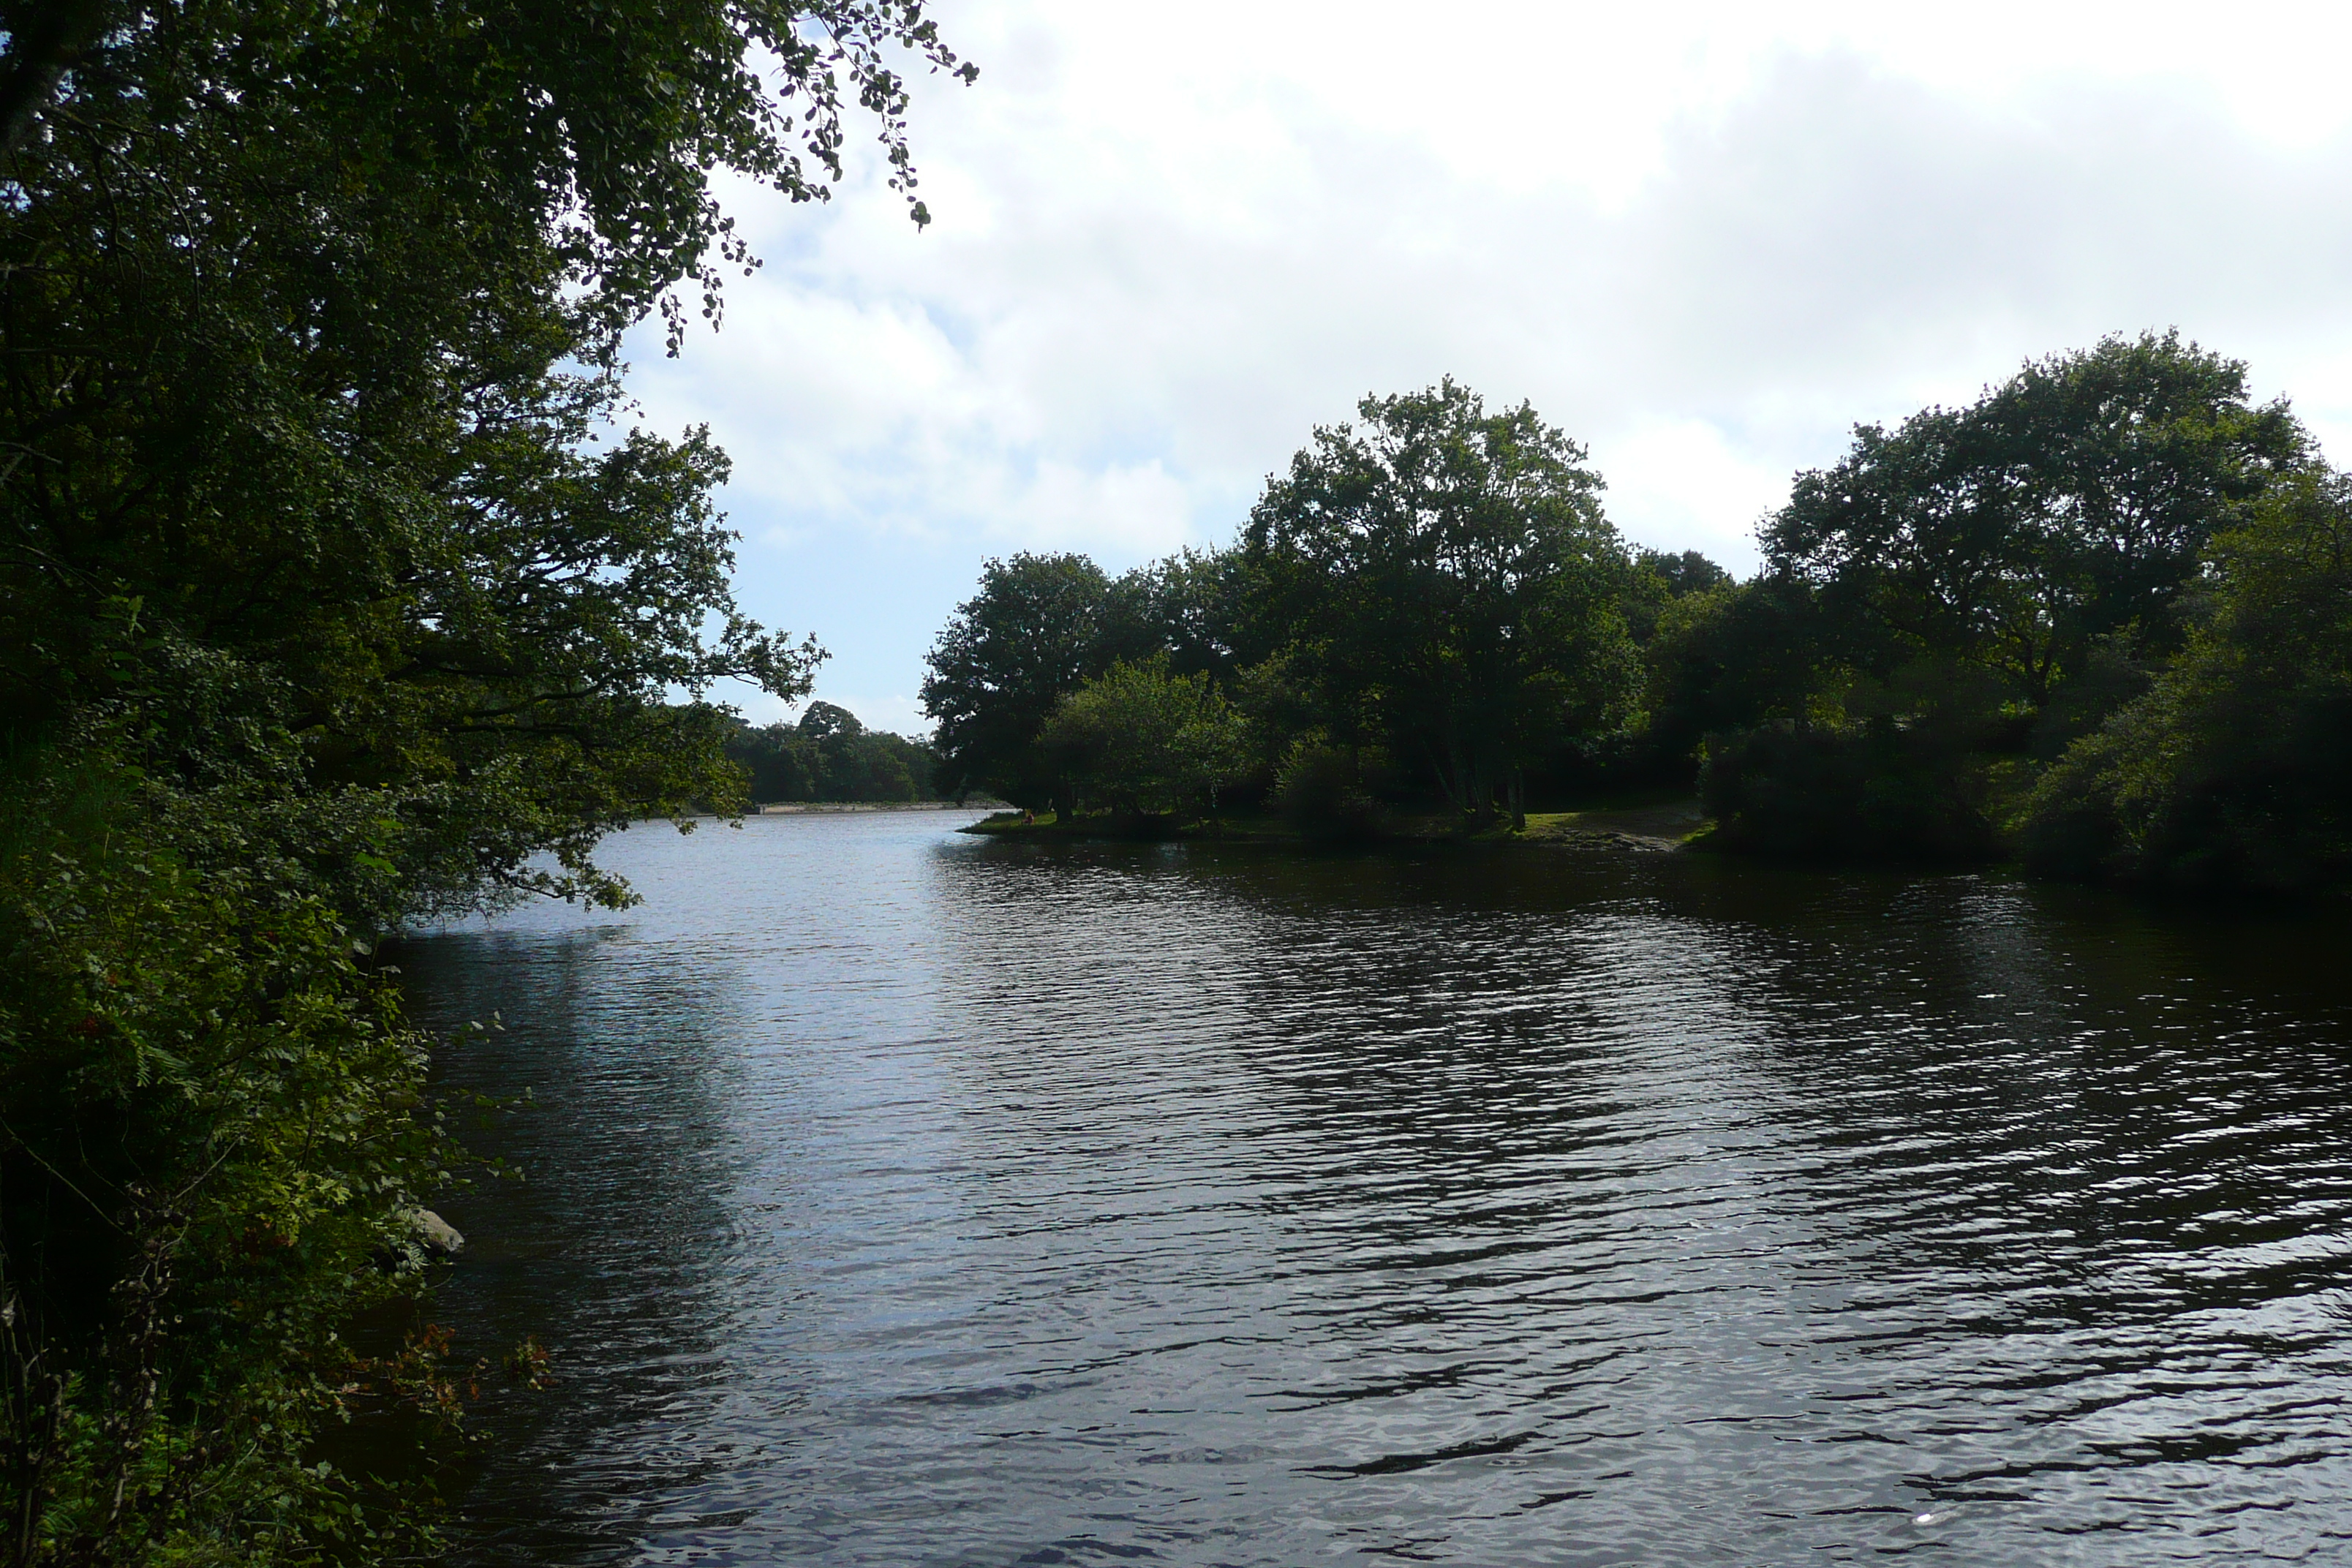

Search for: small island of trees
xmin=923 ymin=335 xmax=2352 ymax=896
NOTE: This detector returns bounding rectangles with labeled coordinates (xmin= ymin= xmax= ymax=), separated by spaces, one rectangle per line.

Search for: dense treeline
xmin=924 ymin=337 xmax=2352 ymax=892
xmin=922 ymin=381 xmax=1700 ymax=832
xmin=0 ymin=1 xmax=966 ymax=1560
xmin=725 ymin=703 xmax=941 ymax=802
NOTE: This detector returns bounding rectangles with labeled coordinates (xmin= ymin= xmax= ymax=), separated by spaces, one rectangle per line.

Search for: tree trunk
xmin=1428 ymin=741 xmax=1466 ymax=815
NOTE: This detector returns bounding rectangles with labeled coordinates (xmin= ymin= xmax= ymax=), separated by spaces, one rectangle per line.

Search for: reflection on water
xmin=397 ymin=813 xmax=2352 ymax=1566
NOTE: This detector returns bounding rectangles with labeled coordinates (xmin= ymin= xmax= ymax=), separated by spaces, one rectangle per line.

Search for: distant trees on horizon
xmin=727 ymin=701 xmax=942 ymax=802
xmin=920 ymin=332 xmax=2352 ymax=894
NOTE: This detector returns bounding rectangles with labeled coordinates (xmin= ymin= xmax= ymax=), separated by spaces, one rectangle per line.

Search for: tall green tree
xmin=1640 ymin=576 xmax=1827 ymax=766
xmin=0 ymin=0 xmax=971 ymax=913
xmin=0 ymin=1 xmax=972 ymax=1557
xmin=920 ymin=552 xmax=1111 ymax=810
xmin=1765 ymin=332 xmax=2304 ymax=709
xmin=1243 ymin=380 xmax=1637 ymax=825
xmin=1097 ymin=548 xmax=1247 ymax=680
xmin=1701 ymin=334 xmax=2310 ymax=864
xmin=2021 ymin=464 xmax=2352 ymax=891
xmin=1623 ymin=546 xmax=1735 ymax=649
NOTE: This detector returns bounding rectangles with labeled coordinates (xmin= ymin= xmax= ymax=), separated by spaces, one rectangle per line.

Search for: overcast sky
xmin=622 ymin=1 xmax=2352 ymax=734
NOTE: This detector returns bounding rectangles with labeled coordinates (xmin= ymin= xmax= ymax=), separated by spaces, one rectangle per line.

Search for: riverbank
xmin=753 ymin=799 xmax=1006 ymax=815
xmin=960 ymin=797 xmax=1713 ymax=848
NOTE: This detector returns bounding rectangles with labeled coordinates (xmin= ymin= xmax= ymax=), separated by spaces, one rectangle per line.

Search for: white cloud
xmin=619 ymin=1 xmax=2352 ymax=718
xmin=1595 ymin=422 xmax=1793 ymax=571
xmin=981 ymin=459 xmax=1195 ymax=554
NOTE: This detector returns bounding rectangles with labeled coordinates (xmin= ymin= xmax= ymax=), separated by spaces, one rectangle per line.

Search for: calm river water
xmin=396 ymin=811 xmax=2352 ymax=1566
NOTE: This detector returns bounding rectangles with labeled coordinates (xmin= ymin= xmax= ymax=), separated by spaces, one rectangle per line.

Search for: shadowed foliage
xmin=0 ymin=0 xmax=969 ymax=1557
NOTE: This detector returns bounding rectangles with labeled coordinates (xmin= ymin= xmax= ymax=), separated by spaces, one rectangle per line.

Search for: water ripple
xmin=399 ymin=815 xmax=2352 ymax=1566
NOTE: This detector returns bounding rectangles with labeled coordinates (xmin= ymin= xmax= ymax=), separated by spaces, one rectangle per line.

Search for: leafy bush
xmin=0 ymin=743 xmax=459 ymax=1561
xmin=1700 ymin=719 xmax=2000 ymax=862
xmin=1270 ymin=741 xmax=1387 ymax=839
xmin=1041 ymin=659 xmax=1248 ymax=821
xmin=2019 ymin=469 xmax=2352 ymax=892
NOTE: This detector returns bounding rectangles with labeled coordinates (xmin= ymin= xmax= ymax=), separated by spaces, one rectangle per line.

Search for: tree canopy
xmin=922 ymin=339 xmax=2352 ymax=894
xmin=1040 ymin=658 xmax=1248 ymax=820
xmin=1243 ymin=379 xmax=1637 ymax=823
xmin=0 ymin=0 xmax=971 ymax=1556
xmin=921 ymin=553 xmax=1112 ymax=807
xmin=1696 ymin=332 xmax=2321 ymax=862
xmin=2019 ymin=464 xmax=2352 ymax=890
xmin=728 ymin=702 xmax=938 ymax=802
xmin=1 ymin=0 xmax=976 ymax=913
xmin=921 ymin=383 xmax=1654 ymax=833
xmin=1765 ymin=333 xmax=2303 ymax=705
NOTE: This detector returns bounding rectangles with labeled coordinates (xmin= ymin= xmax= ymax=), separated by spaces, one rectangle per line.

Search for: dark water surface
xmin=397 ymin=812 xmax=2352 ymax=1566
